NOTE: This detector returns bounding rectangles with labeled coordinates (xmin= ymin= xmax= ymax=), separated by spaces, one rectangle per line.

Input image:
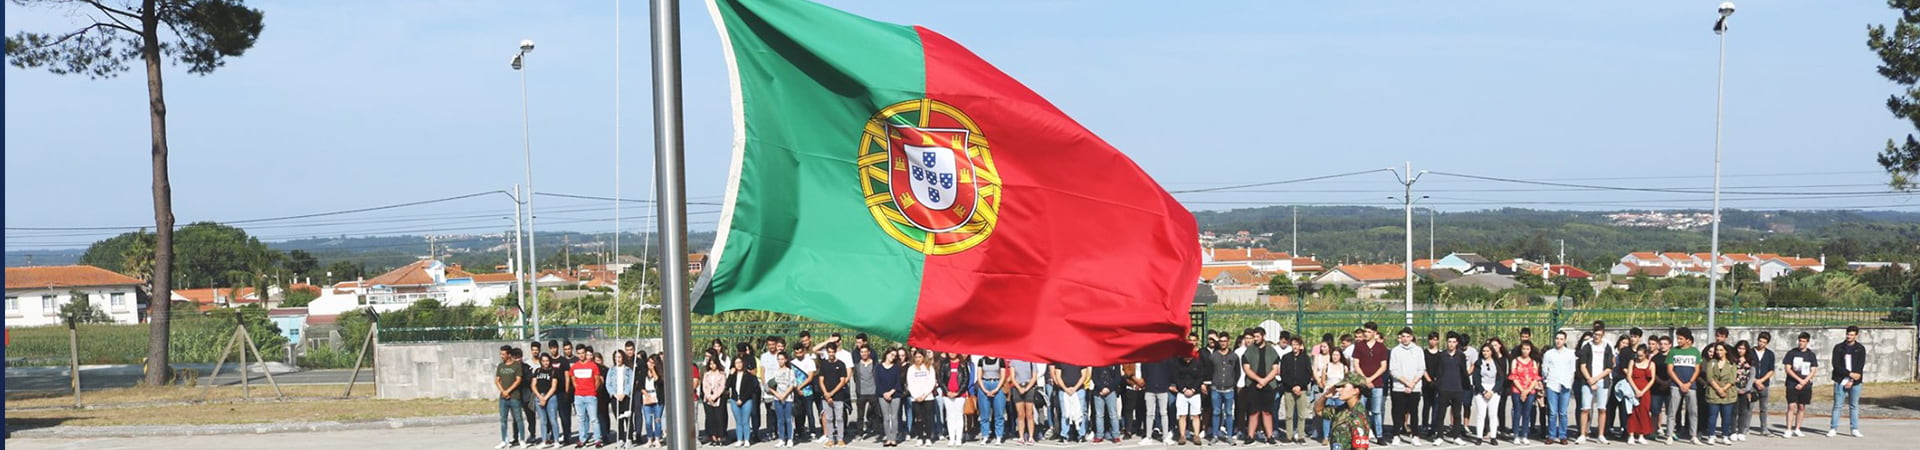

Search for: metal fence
xmin=380 ymin=320 xmax=866 ymax=344
xmin=1204 ymin=305 xmax=1916 ymax=347
xmin=380 ymin=302 xmax=1917 ymax=347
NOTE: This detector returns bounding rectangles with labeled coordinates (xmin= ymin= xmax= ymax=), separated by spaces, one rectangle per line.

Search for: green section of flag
xmin=694 ymin=0 xmax=929 ymax=340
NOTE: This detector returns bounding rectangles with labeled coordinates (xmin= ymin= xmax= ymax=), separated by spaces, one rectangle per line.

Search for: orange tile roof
xmin=1629 ymin=252 xmax=1659 ymax=260
xmin=364 ymin=260 xmax=473 ymax=287
xmin=469 ymin=272 xmax=519 ymax=283
xmin=1210 ymin=248 xmax=1291 ymax=262
xmin=1725 ymin=254 xmax=1757 ymax=262
xmin=5 ymin=265 xmax=143 ymax=290
xmin=1661 ymin=252 xmax=1694 ymax=261
xmin=688 ymin=253 xmax=708 ymax=264
xmin=1333 ymin=263 xmax=1408 ymax=282
xmin=288 ymin=283 xmax=321 ymax=295
xmin=1779 ymin=257 xmax=1822 ymax=268
xmin=535 ymin=270 xmax=580 ymax=283
xmin=1755 ymin=253 xmax=1782 ymax=261
xmin=1199 ymin=266 xmax=1260 ymax=285
xmin=1290 ymin=257 xmax=1324 ymax=271
xmin=1412 ymin=259 xmax=1436 ymax=270
xmin=173 ymin=287 xmax=257 ymax=304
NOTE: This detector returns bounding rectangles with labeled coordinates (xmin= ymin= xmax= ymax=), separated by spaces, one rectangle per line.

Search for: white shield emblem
xmin=904 ymin=143 xmax=960 ymax=210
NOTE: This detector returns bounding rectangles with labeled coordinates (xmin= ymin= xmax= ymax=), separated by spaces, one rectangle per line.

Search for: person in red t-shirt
xmin=571 ymin=347 xmax=606 ymax=445
xmin=1353 ymin=323 xmax=1392 ymax=440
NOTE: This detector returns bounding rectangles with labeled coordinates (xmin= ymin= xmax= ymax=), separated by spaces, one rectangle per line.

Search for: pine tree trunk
xmin=141 ymin=0 xmax=175 ymax=387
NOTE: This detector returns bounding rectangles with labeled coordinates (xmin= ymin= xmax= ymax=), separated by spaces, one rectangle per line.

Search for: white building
xmin=307 ymin=260 xmax=517 ymax=316
xmin=5 ymin=265 xmax=145 ymax=327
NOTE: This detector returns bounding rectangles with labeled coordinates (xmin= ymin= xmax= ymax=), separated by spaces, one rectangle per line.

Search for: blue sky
xmin=6 ymin=0 xmax=1918 ymax=250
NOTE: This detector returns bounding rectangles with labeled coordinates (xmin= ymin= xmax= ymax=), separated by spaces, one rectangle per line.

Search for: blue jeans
xmin=1512 ymin=393 xmax=1537 ymax=440
xmin=732 ymin=400 xmax=758 ymax=443
xmin=1831 ymin=381 xmax=1862 ymax=431
xmin=574 ymin=395 xmax=602 ymax=443
xmin=1048 ymin=386 xmax=1063 ymax=437
xmin=1210 ymin=390 xmax=1236 ymax=440
xmin=500 ymin=398 xmax=526 ymax=443
xmin=1545 ymin=388 xmax=1570 ymax=440
xmin=1093 ymin=392 xmax=1120 ymax=440
xmin=1707 ymin=403 xmax=1734 ymax=438
xmin=774 ymin=400 xmax=795 ymax=441
xmin=1368 ymin=387 xmax=1387 ymax=439
xmin=978 ymin=383 xmax=1007 ymax=440
xmin=644 ymin=403 xmax=664 ymax=440
xmin=539 ymin=397 xmax=563 ymax=442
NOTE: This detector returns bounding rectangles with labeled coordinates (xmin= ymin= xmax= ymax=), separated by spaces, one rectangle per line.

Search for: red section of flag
xmin=905 ymin=27 xmax=1200 ymax=366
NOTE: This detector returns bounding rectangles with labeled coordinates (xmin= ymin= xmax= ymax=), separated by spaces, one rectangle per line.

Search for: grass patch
xmin=4 ymin=385 xmax=489 ymax=427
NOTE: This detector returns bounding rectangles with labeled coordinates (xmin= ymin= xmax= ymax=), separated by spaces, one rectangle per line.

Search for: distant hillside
xmin=270 ymin=231 xmax=718 ymax=274
xmin=2 ymin=249 xmax=82 ymax=267
xmin=1195 ymin=206 xmax=1920 ymax=270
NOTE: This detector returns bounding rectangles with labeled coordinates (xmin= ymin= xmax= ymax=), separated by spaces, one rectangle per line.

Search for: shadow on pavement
xmin=4 ymin=417 xmax=75 ymax=432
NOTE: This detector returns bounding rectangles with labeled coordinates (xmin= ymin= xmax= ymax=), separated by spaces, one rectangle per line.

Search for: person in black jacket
xmin=1278 ymin=336 xmax=1314 ymax=443
xmin=727 ymin=356 xmax=763 ymax=446
xmin=1576 ymin=324 xmax=1617 ymax=444
xmin=1172 ymin=338 xmax=1211 ymax=446
xmin=1828 ymin=326 xmax=1866 ymax=437
xmin=1090 ymin=364 xmax=1124 ymax=443
xmin=1432 ymin=333 xmax=1471 ymax=444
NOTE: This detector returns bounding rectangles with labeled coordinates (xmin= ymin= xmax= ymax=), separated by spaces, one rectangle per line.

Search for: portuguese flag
xmin=694 ymin=0 xmax=1199 ymax=365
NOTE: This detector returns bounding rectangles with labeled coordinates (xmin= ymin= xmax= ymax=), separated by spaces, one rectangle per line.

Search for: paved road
xmin=3 ymin=368 xmax=374 ymax=393
xmin=5 ymin=420 xmax=1915 ymax=450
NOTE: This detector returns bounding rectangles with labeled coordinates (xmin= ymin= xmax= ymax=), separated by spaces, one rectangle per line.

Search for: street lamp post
xmin=1708 ymin=3 xmax=1734 ymax=333
xmin=1389 ymin=162 xmax=1428 ymax=325
xmin=511 ymin=40 xmax=541 ymax=337
xmin=503 ymin=186 xmax=529 ymax=340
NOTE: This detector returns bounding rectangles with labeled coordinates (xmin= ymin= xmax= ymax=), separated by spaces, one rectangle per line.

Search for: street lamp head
xmin=511 ymin=54 xmax=524 ymax=70
xmin=1718 ymin=2 xmax=1735 ymax=17
xmin=520 ymin=39 xmax=536 ymax=52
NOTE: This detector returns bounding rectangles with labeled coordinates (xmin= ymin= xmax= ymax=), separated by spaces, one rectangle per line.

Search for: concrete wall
xmin=375 ymin=338 xmax=662 ymax=400
xmin=1556 ymin=325 xmax=1916 ymax=383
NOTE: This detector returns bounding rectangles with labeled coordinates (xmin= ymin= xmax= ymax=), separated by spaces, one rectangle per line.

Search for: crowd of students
xmin=489 ymin=324 xmax=1872 ymax=449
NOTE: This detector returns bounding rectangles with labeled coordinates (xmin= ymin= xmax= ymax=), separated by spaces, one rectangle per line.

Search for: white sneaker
xmin=1140 ymin=438 xmax=1157 ymax=446
xmin=496 ymin=443 xmax=513 ymax=449
xmin=1827 ymin=429 xmax=1837 ymax=437
xmin=1851 ymin=430 xmax=1864 ymax=438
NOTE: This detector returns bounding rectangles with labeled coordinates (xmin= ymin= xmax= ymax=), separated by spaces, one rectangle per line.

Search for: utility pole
xmin=1390 ymin=162 xmax=1427 ymax=325
xmin=1428 ymin=208 xmax=1435 ymax=264
xmin=1291 ymin=206 xmax=1299 ymax=257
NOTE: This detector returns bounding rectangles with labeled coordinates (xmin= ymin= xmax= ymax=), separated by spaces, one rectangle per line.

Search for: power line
xmin=6 ymin=190 xmax=507 ymax=231
xmin=537 ymin=191 xmax=724 ymax=206
xmin=1166 ymin=169 xmax=1394 ymax=194
xmin=1426 ymin=171 xmax=1899 ymax=196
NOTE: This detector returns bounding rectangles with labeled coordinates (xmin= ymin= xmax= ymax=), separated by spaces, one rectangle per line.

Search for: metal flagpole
xmin=1708 ymin=3 xmax=1734 ymax=333
xmin=612 ymin=0 xmax=623 ymax=352
xmin=650 ymin=0 xmax=695 ymax=448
